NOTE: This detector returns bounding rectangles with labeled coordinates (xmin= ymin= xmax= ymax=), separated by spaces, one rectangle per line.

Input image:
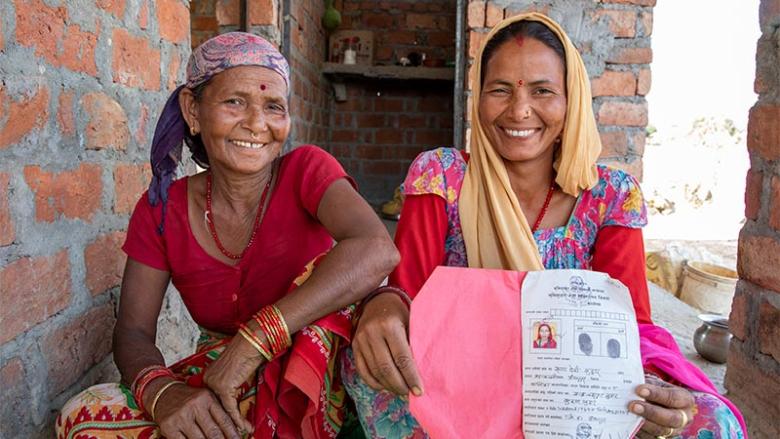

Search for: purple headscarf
xmin=148 ymin=32 xmax=290 ymax=233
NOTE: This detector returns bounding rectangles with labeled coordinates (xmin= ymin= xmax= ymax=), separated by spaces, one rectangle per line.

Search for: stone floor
xmin=649 ymin=282 xmax=727 ymax=393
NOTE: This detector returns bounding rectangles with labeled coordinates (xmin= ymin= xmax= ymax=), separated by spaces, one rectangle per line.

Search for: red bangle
xmin=253 ymin=305 xmax=291 ymax=356
xmin=132 ymin=366 xmax=175 ymax=413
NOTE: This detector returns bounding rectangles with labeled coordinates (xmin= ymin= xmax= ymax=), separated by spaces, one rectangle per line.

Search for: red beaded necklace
xmin=205 ymin=170 xmax=273 ymax=260
xmin=530 ymin=179 xmax=556 ymax=233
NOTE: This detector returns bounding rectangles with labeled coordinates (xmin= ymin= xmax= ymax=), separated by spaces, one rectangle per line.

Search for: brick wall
xmin=725 ymin=0 xmax=780 ymax=437
xmin=465 ymin=0 xmax=655 ymax=179
xmin=340 ymin=0 xmax=457 ymax=66
xmin=326 ymin=0 xmax=457 ymax=205
xmin=0 ymin=0 xmax=191 ymax=436
xmin=287 ymin=0 xmax=331 ymax=147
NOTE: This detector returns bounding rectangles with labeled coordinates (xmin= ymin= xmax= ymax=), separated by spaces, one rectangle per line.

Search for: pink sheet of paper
xmin=409 ymin=266 xmax=527 ymax=439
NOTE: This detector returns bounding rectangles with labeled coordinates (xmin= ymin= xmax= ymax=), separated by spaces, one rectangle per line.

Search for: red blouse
xmin=389 ymin=195 xmax=653 ymax=324
xmin=122 ymin=145 xmax=354 ymax=334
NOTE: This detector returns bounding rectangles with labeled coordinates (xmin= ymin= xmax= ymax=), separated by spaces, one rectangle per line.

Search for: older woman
xmin=343 ymin=13 xmax=747 ymax=439
xmin=56 ymin=33 xmax=398 ymax=439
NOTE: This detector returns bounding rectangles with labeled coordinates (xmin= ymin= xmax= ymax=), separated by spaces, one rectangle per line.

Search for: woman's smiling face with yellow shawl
xmin=478 ymin=37 xmax=567 ymax=165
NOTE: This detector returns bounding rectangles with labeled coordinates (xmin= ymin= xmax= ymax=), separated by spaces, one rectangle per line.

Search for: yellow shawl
xmin=459 ymin=12 xmax=602 ymax=271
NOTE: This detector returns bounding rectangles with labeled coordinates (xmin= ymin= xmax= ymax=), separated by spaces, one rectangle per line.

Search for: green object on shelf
xmin=322 ymin=0 xmax=341 ymax=31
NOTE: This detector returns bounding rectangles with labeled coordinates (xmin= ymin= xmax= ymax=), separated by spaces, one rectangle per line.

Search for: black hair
xmin=183 ymin=80 xmax=211 ymax=168
xmin=480 ymin=20 xmax=567 ymax=87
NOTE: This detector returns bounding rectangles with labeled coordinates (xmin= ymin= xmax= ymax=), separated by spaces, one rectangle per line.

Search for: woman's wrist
xmin=355 ymin=285 xmax=412 ymax=323
xmin=141 ymin=376 xmax=178 ymax=415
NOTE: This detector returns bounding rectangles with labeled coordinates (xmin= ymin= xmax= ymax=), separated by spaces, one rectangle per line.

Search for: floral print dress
xmin=341 ymin=148 xmax=744 ymax=439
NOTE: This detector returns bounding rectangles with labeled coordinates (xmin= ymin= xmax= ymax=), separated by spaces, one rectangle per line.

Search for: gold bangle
xmin=150 ymin=380 xmax=185 ymax=421
xmin=238 ymin=327 xmax=272 ymax=361
xmin=271 ymin=305 xmax=292 ymax=347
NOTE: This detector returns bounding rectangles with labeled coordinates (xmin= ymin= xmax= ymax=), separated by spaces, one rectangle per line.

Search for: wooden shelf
xmin=322 ymin=62 xmax=455 ymax=82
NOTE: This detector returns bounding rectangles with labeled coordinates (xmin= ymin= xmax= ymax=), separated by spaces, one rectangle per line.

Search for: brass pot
xmin=692 ymin=314 xmax=732 ymax=364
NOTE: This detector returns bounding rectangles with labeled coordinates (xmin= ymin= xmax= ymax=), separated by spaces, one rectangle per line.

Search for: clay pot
xmin=692 ymin=314 xmax=732 ymax=364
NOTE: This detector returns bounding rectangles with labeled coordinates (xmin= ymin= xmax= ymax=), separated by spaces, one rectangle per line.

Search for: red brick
xmin=770 ymin=176 xmax=780 ymax=231
xmin=636 ymin=68 xmax=651 ymax=96
xmin=639 ymin=11 xmax=653 ymax=37
xmin=15 ymin=0 xmax=98 ymax=75
xmin=135 ymin=104 xmax=150 ymax=145
xmin=85 ymin=231 xmax=127 ymax=296
xmin=158 ymin=0 xmax=190 ymax=43
xmin=43 ymin=303 xmax=115 ymax=395
xmin=631 ymin=130 xmax=645 ymax=155
xmin=595 ymin=9 xmax=636 ymax=38
xmin=96 ymin=0 xmax=125 ymax=18
xmin=363 ymin=161 xmax=404 ymax=175
xmin=745 ymin=170 xmax=763 ymax=221
xmin=0 ymin=358 xmax=24 ymax=393
xmin=406 ymin=13 xmax=437 ymax=30
xmin=599 ymin=131 xmax=628 ymax=158
xmin=167 ymin=54 xmax=182 ymax=91
xmin=192 ymin=16 xmax=219 ymax=32
xmin=80 ymin=92 xmax=129 ymax=150
xmin=597 ymin=101 xmax=648 ymax=126
xmin=399 ymin=114 xmax=426 ymax=126
xmin=724 ymin=340 xmax=780 ymax=438
xmin=0 ymin=251 xmax=71 ymax=344
xmin=114 ymin=163 xmax=151 ymax=214
xmin=250 ymin=0 xmax=277 ymax=26
xmin=357 ymin=113 xmax=385 ymax=128
xmin=601 ymin=0 xmax=656 ymax=5
xmin=486 ymin=3 xmax=504 ymax=27
xmin=376 ymin=128 xmax=403 ymax=144
xmin=0 ymin=173 xmax=14 ymax=246
xmin=738 ymin=234 xmax=780 ymax=292
xmin=590 ymin=70 xmax=636 ymax=97
xmin=728 ymin=283 xmax=751 ymax=341
xmin=332 ymin=130 xmax=358 ymax=142
xmin=607 ymin=47 xmax=652 ymax=64
xmin=468 ymin=1 xmax=486 ymax=29
xmin=415 ymin=130 xmax=450 ymax=146
xmin=374 ymin=99 xmax=404 ymax=112
xmin=758 ymin=299 xmax=780 ymax=362
xmin=364 ymin=12 xmax=394 ymax=28
xmin=0 ymin=86 xmax=50 ymax=149
xmin=23 ymin=163 xmax=103 ymax=222
xmin=428 ymin=31 xmax=454 ymax=47
xmin=112 ymin=28 xmax=161 ymax=90
xmin=747 ymin=104 xmax=780 ymax=161
xmin=385 ymin=31 xmax=417 ymax=45
xmin=216 ymin=0 xmax=239 ymax=25
xmin=600 ymin=158 xmax=643 ymax=180
xmin=355 ymin=145 xmax=384 ymax=160
xmin=468 ymin=30 xmax=487 ymax=59
xmin=57 ymin=90 xmax=75 ymax=136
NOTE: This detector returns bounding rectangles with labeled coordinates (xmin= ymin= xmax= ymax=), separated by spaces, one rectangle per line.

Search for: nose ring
xmin=250 ymin=131 xmax=258 ymax=139
xmin=523 ymin=109 xmax=531 ymax=119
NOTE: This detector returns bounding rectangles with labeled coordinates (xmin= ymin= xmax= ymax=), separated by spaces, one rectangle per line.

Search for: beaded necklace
xmin=205 ymin=169 xmax=273 ymax=260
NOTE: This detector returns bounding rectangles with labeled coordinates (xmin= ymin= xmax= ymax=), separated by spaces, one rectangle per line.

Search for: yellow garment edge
xmin=459 ymin=12 xmax=602 ymax=272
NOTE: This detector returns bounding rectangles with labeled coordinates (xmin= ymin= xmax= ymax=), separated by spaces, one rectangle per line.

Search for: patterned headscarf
xmin=148 ymin=32 xmax=290 ymax=233
xmin=459 ymin=13 xmax=602 ymax=271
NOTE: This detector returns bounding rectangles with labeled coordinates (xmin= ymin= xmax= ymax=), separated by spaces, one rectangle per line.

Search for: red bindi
xmin=517 ymin=79 xmax=525 ymax=86
xmin=515 ymin=35 xmax=525 ymax=47
xmin=260 ymin=84 xmax=267 ymax=91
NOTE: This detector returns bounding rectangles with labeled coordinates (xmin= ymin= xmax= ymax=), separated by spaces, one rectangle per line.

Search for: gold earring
xmin=190 ymin=126 xmax=198 ymax=136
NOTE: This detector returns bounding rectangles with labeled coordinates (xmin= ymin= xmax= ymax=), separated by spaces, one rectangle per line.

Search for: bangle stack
xmin=131 ymin=365 xmax=176 ymax=414
xmin=239 ymin=304 xmax=292 ymax=361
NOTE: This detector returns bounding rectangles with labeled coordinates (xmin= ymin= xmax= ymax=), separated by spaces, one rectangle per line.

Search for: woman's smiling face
xmin=185 ymin=65 xmax=290 ymax=175
xmin=478 ymin=36 xmax=567 ymax=165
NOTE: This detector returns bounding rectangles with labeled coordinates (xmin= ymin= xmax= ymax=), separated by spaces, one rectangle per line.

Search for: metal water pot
xmin=693 ymin=314 xmax=732 ymax=364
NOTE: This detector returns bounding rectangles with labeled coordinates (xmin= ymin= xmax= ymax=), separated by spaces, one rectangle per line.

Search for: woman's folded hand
xmin=630 ymin=376 xmax=695 ymax=439
xmin=203 ymin=336 xmax=266 ymax=434
xmin=153 ymin=381 xmax=242 ymax=439
xmin=352 ymin=292 xmax=424 ymax=397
